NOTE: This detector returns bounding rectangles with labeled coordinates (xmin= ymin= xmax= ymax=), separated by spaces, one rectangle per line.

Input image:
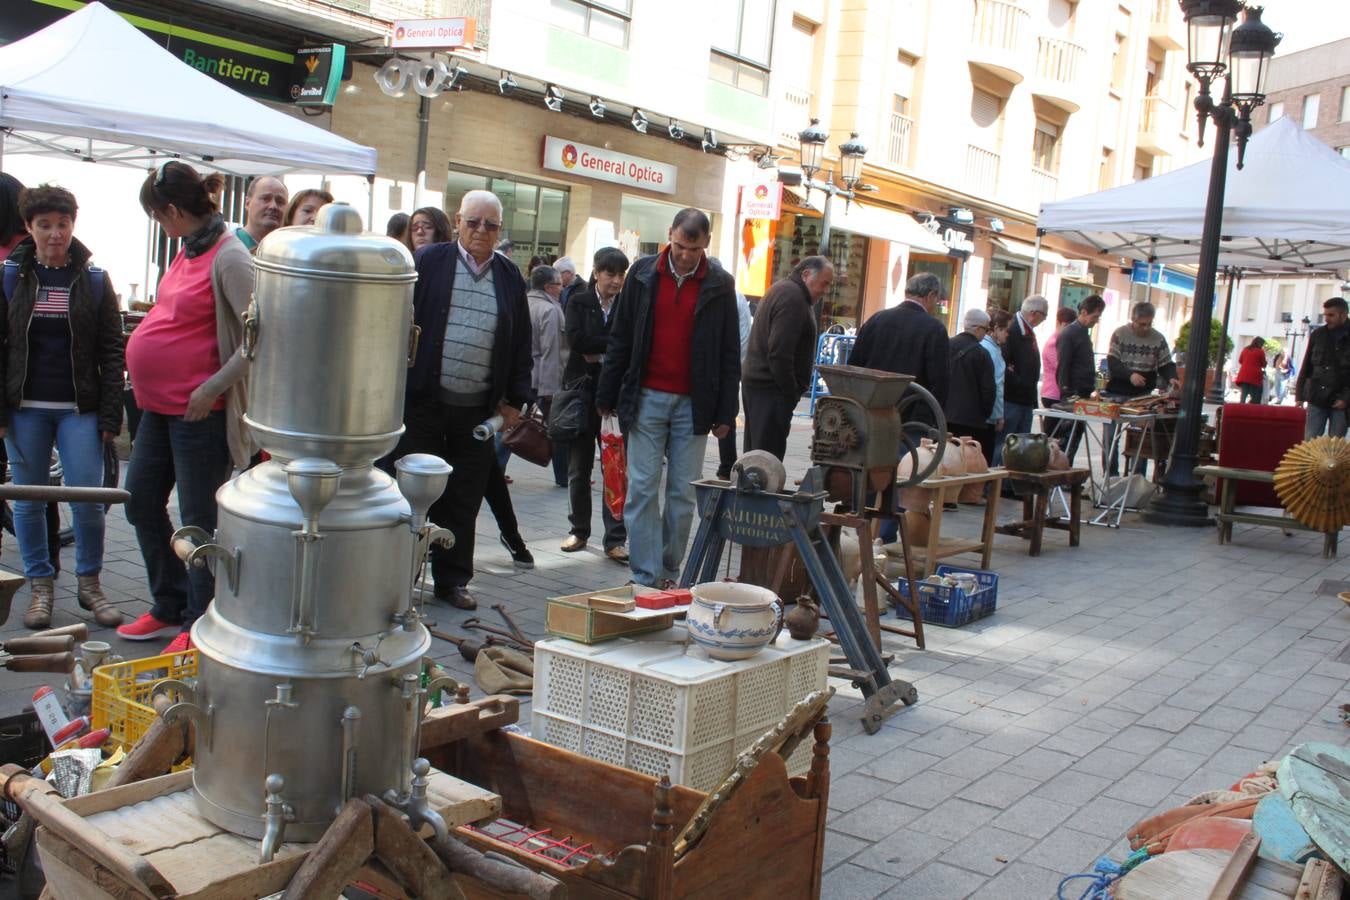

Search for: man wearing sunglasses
xmin=596 ymin=208 xmax=740 ymax=588
xmin=396 ymin=190 xmax=533 ymax=610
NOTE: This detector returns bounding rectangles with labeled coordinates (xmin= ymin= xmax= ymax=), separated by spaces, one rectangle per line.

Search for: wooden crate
xmin=546 ymin=586 xmax=676 ymax=644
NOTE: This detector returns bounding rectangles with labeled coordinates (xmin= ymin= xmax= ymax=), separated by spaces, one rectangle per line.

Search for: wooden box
xmin=1073 ymin=399 xmax=1121 ymax=418
xmin=546 ymin=586 xmax=676 ymax=644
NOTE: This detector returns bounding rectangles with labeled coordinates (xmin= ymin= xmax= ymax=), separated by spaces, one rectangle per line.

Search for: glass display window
xmin=618 ymin=194 xmax=691 ymax=260
xmin=444 ymin=167 xmax=569 ymax=270
xmin=770 ymin=214 xmax=867 ymax=331
xmin=908 ymin=254 xmax=960 ymax=328
xmin=988 ymin=257 xmax=1030 ymax=312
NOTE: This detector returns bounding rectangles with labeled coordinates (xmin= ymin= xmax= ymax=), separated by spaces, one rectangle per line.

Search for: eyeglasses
xmin=409 ymin=221 xmax=437 ymax=232
xmin=461 ymin=217 xmax=501 ymax=233
xmin=547 ymin=281 xmax=563 ymax=287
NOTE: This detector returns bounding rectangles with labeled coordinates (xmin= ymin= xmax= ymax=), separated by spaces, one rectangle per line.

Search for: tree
xmin=1174 ymin=318 xmax=1234 ymax=362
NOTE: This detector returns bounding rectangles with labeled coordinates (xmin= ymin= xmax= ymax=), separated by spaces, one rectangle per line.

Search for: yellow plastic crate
xmin=91 ymin=649 xmax=199 ymax=749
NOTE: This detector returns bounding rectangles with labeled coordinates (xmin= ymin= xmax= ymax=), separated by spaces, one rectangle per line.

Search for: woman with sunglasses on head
xmin=0 ymin=184 xmax=125 ymax=629
xmin=116 ymin=161 xmax=255 ymax=654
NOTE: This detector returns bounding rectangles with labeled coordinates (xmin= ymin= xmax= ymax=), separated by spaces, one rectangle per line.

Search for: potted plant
xmin=1173 ymin=318 xmax=1234 ymax=393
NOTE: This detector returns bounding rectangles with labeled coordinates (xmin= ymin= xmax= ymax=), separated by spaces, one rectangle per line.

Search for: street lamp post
xmin=797 ymin=119 xmax=868 ymax=256
xmin=1285 ymin=315 xmax=1311 ymax=369
xmin=1144 ymin=2 xmax=1280 ymax=527
xmin=1207 ymin=266 xmax=1241 ymax=404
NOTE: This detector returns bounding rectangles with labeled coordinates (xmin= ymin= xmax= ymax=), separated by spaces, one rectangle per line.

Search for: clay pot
xmin=784 ymin=596 xmax=820 ymax=640
xmin=957 ymin=436 xmax=989 ymax=503
xmin=1003 ymin=433 xmax=1051 ymax=473
xmin=940 ymin=437 xmax=967 ymax=478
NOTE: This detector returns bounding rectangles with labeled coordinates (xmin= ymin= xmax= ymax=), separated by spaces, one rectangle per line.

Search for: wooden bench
xmin=902 ymin=469 xmax=1005 ymax=578
xmin=994 ymin=468 xmax=1089 ymax=557
xmin=1194 ymin=464 xmax=1340 ymax=558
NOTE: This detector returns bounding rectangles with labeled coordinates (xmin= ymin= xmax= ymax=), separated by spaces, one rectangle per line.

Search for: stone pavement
xmin=0 ymin=410 xmax=1346 ymax=899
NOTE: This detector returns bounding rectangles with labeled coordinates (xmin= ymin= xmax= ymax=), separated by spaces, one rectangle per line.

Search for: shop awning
xmin=991 ymin=236 xmax=1072 ymax=268
xmin=786 ymin=188 xmax=948 ymax=254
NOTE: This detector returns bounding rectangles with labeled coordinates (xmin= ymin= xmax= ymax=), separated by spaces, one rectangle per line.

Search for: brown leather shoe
xmin=604 ymin=545 xmax=630 ymax=563
xmin=23 ymin=577 xmax=54 ymax=630
xmin=77 ymin=574 xmax=123 ymax=627
xmin=560 ymin=535 xmax=587 ymax=552
xmin=438 ymin=586 xmax=477 ymax=611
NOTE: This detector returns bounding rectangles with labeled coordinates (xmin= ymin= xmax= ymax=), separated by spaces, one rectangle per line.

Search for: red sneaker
xmin=116 ymin=613 xmax=181 ymax=642
xmin=161 ymin=631 xmax=193 ymax=656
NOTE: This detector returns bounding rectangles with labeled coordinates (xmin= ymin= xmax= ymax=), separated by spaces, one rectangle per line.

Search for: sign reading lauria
xmin=541 ymin=136 xmax=677 ymax=195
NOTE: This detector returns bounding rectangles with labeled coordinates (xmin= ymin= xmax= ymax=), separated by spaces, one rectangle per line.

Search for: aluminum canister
xmin=246 ymin=204 xmax=417 ymax=465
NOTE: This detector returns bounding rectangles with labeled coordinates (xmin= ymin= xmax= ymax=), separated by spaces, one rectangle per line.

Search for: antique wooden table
xmin=994 ymin=467 xmax=1090 ymax=557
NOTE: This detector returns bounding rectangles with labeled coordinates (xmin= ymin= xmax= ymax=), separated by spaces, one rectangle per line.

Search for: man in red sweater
xmin=596 ymin=209 xmax=741 ymax=587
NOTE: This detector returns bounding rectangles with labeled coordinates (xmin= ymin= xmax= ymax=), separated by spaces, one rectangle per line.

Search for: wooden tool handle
xmin=429 ymin=832 xmax=565 ymax=899
xmin=2 ymin=636 xmax=74 ymax=655
xmin=5 ymin=652 xmax=74 ymax=673
xmin=0 ymin=485 xmax=130 ymax=504
xmin=30 ymin=623 xmax=89 ymax=642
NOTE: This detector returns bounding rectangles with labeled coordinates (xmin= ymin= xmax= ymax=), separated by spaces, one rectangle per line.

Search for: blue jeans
xmin=624 ymin=389 xmax=706 ymax=586
xmin=124 ymin=410 xmax=232 ymax=629
xmin=994 ymin=400 xmax=1035 ymax=466
xmin=1306 ymin=404 xmax=1348 ymax=440
xmin=4 ymin=408 xmax=105 ymax=579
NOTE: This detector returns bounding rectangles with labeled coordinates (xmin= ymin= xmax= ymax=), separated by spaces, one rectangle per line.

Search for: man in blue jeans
xmin=596 ymin=209 xmax=740 ymax=588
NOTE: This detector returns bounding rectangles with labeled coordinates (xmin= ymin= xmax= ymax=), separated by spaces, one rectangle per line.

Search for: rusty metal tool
xmin=491 ymin=604 xmax=531 ymax=647
xmin=461 ymin=619 xmax=533 ymax=652
xmin=428 ymin=628 xmax=496 ymax=662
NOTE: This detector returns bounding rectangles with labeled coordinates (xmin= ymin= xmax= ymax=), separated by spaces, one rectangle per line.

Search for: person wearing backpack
xmin=0 ymin=184 xmax=124 ymax=629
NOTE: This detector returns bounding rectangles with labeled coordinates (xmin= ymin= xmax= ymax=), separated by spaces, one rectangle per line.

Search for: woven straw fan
xmin=1273 ymin=437 xmax=1350 ymax=532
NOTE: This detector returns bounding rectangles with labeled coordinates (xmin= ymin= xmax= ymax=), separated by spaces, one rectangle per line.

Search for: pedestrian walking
xmin=741 ymin=256 xmax=833 ymax=460
xmin=527 ymin=265 xmax=569 ymax=487
xmin=848 ymin=272 xmax=950 ymax=420
xmin=1055 ymin=295 xmax=1105 ymax=463
xmin=595 ymin=209 xmax=739 ymax=588
xmin=980 ymin=309 xmax=1011 ymax=464
xmin=944 ymin=308 xmax=996 ymax=455
xmin=1 ymin=184 xmax=124 ymax=630
xmin=997 ymin=294 xmax=1047 ymax=464
xmin=392 ymin=190 xmax=533 ymax=610
xmin=119 ymin=162 xmax=254 ymax=653
xmin=560 ymin=247 xmax=629 ymax=561
xmin=1296 ymin=296 xmax=1349 ymax=439
xmin=1235 ymin=336 xmax=1267 ymax=404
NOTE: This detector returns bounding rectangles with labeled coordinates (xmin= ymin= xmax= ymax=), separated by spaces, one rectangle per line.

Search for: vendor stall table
xmin=1036 ymin=408 xmax=1179 ymax=527
xmin=995 ymin=468 xmax=1089 ymax=556
xmin=906 ymin=469 xmax=1006 ymax=578
xmin=1194 ymin=464 xmax=1340 ymax=558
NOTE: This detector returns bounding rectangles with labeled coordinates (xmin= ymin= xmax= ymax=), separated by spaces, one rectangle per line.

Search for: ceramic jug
xmin=1003 ymin=433 xmax=1051 ymax=473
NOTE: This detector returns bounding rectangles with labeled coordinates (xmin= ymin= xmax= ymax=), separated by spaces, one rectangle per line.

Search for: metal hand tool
xmin=491 ymin=604 xmax=531 ymax=646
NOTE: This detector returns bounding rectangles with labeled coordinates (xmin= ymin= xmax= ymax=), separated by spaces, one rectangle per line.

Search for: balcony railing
xmin=779 ymin=86 xmax=813 ymax=146
xmin=971 ymin=0 xmax=1028 ymax=54
xmin=1151 ymin=0 xmax=1170 ymax=25
xmin=887 ymin=113 xmax=915 ymax=168
xmin=1031 ymin=166 xmax=1059 ymax=207
xmin=966 ymin=145 xmax=1001 ymax=196
xmin=1036 ymin=36 xmax=1085 ymax=84
xmin=1140 ymin=94 xmax=1178 ymax=133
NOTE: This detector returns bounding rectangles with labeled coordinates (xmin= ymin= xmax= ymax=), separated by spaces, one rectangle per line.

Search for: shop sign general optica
xmin=541 ymin=136 xmax=677 ymax=195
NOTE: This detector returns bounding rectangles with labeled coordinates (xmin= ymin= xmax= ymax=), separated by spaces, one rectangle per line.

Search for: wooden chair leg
xmin=1069 ymin=483 xmax=1082 ymax=548
xmin=895 ymin=512 xmax=924 ymax=650
xmin=1030 ymin=491 xmax=1048 ymax=557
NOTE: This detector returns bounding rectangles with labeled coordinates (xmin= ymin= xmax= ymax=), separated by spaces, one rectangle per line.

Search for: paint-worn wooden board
xmin=39 ymin=767 xmax=499 ymax=899
xmin=1115 ymin=849 xmax=1308 ymax=900
xmin=1279 ymin=742 xmax=1350 ymax=874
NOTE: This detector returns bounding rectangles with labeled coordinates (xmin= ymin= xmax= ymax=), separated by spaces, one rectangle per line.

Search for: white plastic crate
xmin=533 ymin=628 xmax=829 ymax=792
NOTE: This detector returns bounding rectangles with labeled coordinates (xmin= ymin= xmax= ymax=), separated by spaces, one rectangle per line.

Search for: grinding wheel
xmin=731 ymin=450 xmax=787 ymax=493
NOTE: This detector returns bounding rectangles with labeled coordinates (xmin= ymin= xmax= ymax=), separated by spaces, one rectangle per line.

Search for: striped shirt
xmin=439 ymin=261 xmax=498 ymax=405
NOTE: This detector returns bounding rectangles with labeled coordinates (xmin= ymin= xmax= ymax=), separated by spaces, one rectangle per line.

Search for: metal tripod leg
xmin=782 ymin=500 xmax=915 ymax=733
xmin=680 ymin=488 xmax=728 ymax=588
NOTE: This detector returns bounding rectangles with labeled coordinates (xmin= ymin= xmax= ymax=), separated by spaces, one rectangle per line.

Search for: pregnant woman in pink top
xmin=117 ymin=162 xmax=255 ymax=654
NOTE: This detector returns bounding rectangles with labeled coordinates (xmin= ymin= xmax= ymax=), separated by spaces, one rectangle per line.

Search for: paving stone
xmin=936 ymin=825 xmax=1034 ymax=877
xmin=886 ymin=705 xmax=963 ymax=735
xmin=971 ymin=861 xmax=1067 ymax=898
xmin=1033 ymin=770 xmax=1114 ymax=805
xmin=910 ymin=797 xmax=1000 ymax=841
xmin=1193 ymin=705 xmax=1257 ymax=733
xmin=1071 ymin=747 xmax=1146 ymax=779
xmin=1068 ymin=786 xmax=1153 ymax=840
xmin=857 ymin=746 xmax=943 ymax=784
xmin=1135 ymin=705 xmax=1200 ymax=733
xmin=850 ymin=829 xmax=952 ymax=880
xmin=828 ymin=799 xmax=925 ymax=840
xmin=1021 ymin=826 xmax=1112 ymax=873
xmin=955 ymin=772 xmax=1040 ymax=809
xmin=1039 ymin=726 xmax=1112 ymax=757
xmin=820 ymin=862 xmax=899 ymax=899
xmin=905 ymin=726 xmax=986 ymax=758
xmin=1102 ymin=770 xmax=1183 ymax=807
xmin=991 ymin=796 xmax=1077 ymax=839
xmin=829 ymin=772 xmax=890 ymax=812
xmin=1228 ymin=723 xmax=1294 ymax=755
xmin=822 ymin=830 xmax=870 ymax=872
xmin=974 ymin=726 xmax=1047 ymax=757
xmin=880 ymin=861 xmax=989 ymax=899
xmin=1139 ymin=746 xmax=1211 ymax=778
xmin=931 ymin=747 xmax=1012 ymax=780
xmin=1167 ymin=724 xmax=1234 ymax=756
xmin=1001 ymin=747 xmax=1079 ymax=781
xmin=882 ymin=771 xmax=973 ymax=810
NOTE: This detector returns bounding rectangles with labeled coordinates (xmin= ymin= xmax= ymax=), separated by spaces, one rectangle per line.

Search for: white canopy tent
xmin=1038 ymin=116 xmax=1350 ymax=272
xmin=0 ymin=1 xmax=376 ymax=178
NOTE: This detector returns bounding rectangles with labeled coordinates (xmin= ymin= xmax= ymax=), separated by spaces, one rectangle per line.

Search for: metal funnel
xmin=395 ymin=453 xmax=453 ymax=530
xmin=815 ymin=364 xmax=914 ymax=408
xmin=284 ymin=458 xmax=343 ymax=535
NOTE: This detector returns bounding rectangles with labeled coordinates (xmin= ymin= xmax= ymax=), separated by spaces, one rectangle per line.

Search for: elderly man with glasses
xmin=393 ymin=190 xmax=533 ymax=610
xmin=995 ymin=294 xmax=1048 ymax=466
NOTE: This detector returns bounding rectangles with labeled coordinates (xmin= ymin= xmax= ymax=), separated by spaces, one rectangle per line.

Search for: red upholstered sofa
xmin=1215 ymin=403 xmax=1306 ymax=508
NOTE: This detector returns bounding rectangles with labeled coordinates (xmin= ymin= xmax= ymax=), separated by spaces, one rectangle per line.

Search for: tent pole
xmin=1032 ymin=229 xmax=1043 ymax=294
xmin=367 ymin=174 xmax=375 ymax=229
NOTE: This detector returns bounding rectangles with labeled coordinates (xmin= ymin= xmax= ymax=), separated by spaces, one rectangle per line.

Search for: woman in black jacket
xmin=0 ymin=185 xmax=123 ymax=629
xmin=559 ymin=247 xmax=629 ymax=561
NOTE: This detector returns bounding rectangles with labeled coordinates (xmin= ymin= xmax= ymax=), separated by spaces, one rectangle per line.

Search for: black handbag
xmin=548 ymin=377 xmax=593 ymax=442
xmin=500 ymin=405 xmax=554 ymax=467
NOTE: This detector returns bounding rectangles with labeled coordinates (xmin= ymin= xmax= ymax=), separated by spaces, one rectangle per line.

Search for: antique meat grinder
xmin=159 ymin=205 xmax=453 ymax=859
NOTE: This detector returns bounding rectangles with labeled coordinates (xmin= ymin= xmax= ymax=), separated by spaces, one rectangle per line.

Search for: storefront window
xmin=908 ymin=255 xmax=958 ymax=326
xmin=444 ymin=167 xmax=569 ymax=270
xmin=770 ymin=214 xmax=867 ymax=331
xmin=617 ymin=194 xmax=690 ymax=261
xmin=988 ymin=257 xmax=1030 ymax=312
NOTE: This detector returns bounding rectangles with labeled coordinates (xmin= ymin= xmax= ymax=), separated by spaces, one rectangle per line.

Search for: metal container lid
xmin=253 ymin=203 xmax=417 ymax=283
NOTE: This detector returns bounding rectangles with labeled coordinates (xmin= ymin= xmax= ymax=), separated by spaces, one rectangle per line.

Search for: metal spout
xmin=339 ymin=706 xmax=362 ymax=811
xmin=383 ymin=758 xmax=447 ymax=842
xmin=259 ymin=773 xmax=295 ymax=863
xmin=285 ymin=458 xmax=342 ymax=641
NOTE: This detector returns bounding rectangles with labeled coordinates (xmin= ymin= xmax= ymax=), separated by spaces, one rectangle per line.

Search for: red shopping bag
xmin=600 ymin=414 xmax=626 ymax=520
